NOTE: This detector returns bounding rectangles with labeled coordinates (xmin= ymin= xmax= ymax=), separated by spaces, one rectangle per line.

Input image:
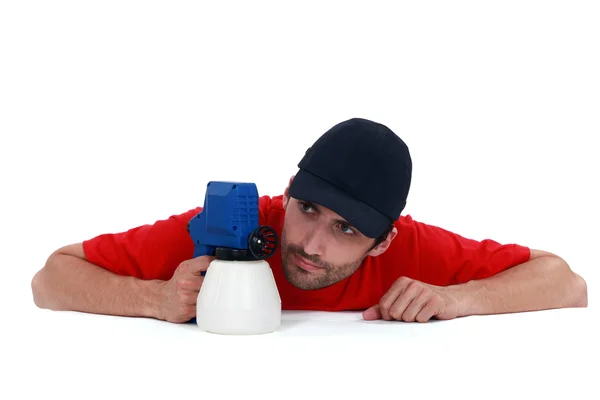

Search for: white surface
xmin=3 ymin=307 xmax=598 ymax=400
xmin=2 ymin=1 xmax=599 ymax=399
xmin=197 ymin=259 xmax=282 ymax=334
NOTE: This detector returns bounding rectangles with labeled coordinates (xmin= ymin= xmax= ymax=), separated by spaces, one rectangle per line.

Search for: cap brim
xmin=288 ymin=169 xmax=391 ymax=239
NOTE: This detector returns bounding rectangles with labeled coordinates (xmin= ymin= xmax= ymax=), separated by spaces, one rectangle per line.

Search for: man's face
xmin=280 ymin=197 xmax=383 ymax=290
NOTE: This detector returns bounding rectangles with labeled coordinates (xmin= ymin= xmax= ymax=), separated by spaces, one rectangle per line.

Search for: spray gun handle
xmin=193 ymin=244 xmax=214 ymax=259
xmin=188 ymin=220 xmax=215 ymax=276
xmin=187 ymin=233 xmax=215 ymax=324
xmin=193 ymin=244 xmax=215 ymax=277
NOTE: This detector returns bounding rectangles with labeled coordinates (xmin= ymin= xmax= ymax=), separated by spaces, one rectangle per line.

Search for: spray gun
xmin=187 ymin=181 xmax=282 ymax=335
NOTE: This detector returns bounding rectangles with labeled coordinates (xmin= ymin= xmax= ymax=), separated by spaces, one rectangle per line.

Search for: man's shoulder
xmin=259 ymin=194 xmax=285 ymax=211
xmin=389 ymin=214 xmax=466 ymax=251
xmin=394 ymin=214 xmax=454 ymax=235
xmin=259 ymin=194 xmax=285 ymax=226
xmin=393 ymin=213 xmax=420 ymax=232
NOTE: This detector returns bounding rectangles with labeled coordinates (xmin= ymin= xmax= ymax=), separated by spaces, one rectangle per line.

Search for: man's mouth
xmin=293 ymin=253 xmax=323 ymax=272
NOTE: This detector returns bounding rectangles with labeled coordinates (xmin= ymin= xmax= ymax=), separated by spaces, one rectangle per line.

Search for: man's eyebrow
xmin=300 ymin=200 xmax=356 ymax=228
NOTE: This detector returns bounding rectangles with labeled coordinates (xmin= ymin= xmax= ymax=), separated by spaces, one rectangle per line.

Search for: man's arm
xmin=451 ymin=249 xmax=587 ymax=317
xmin=32 ymin=242 xmax=215 ymax=323
xmin=363 ymin=249 xmax=587 ymax=322
xmin=31 ymin=243 xmax=164 ymax=318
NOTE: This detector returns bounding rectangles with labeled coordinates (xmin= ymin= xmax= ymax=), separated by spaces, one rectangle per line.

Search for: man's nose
xmin=302 ymin=225 xmax=326 ymax=257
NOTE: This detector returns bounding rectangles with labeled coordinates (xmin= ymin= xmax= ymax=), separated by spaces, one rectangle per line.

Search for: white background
xmin=1 ymin=1 xmax=598 ymax=399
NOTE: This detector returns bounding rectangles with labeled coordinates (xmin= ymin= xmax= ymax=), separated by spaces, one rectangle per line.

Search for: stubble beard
xmin=279 ymin=229 xmax=364 ymax=290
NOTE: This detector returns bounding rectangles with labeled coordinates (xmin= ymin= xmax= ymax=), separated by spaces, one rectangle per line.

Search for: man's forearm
xmin=450 ymin=255 xmax=587 ymax=317
xmin=32 ymin=253 xmax=165 ymax=319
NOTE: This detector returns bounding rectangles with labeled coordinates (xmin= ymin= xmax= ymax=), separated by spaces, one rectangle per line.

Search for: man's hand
xmin=363 ymin=276 xmax=461 ymax=323
xmin=157 ymin=255 xmax=215 ymax=323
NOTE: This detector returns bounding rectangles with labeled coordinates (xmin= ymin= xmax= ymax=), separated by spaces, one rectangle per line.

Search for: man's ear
xmin=366 ymin=227 xmax=398 ymax=257
xmin=283 ymin=175 xmax=295 ymax=209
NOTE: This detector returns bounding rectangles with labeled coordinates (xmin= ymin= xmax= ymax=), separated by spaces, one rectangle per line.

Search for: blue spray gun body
xmin=187 ymin=181 xmax=278 ymax=272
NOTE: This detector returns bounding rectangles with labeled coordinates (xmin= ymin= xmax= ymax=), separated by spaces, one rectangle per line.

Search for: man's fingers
xmin=180 ymin=256 xmax=216 ymax=275
xmin=191 ymin=255 xmax=216 ymax=274
xmin=176 ymin=276 xmax=204 ymax=305
xmin=179 ymin=290 xmax=200 ymax=305
xmin=400 ymin=291 xmax=431 ymax=322
xmin=362 ymin=304 xmax=382 ymax=320
xmin=384 ymin=281 xmax=421 ymax=321
xmin=176 ymin=276 xmax=204 ymax=291
xmin=415 ymin=298 xmax=442 ymax=323
xmin=178 ymin=304 xmax=196 ymax=321
xmin=379 ymin=278 xmax=412 ymax=320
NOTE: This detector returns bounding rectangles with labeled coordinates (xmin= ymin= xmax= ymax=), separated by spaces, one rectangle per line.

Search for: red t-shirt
xmin=82 ymin=195 xmax=530 ymax=311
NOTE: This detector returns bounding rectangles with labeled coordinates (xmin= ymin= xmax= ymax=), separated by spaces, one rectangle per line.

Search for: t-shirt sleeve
xmin=380 ymin=215 xmax=531 ymax=287
xmin=82 ymin=207 xmax=202 ymax=281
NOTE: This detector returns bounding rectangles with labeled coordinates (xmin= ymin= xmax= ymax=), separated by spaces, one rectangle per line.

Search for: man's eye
xmin=339 ymin=223 xmax=354 ymax=235
xmin=300 ymin=202 xmax=313 ymax=212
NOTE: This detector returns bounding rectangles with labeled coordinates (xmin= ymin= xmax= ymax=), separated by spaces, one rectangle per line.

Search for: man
xmin=31 ymin=118 xmax=588 ymax=323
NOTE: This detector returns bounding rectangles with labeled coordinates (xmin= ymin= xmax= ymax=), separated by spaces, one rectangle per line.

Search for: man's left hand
xmin=363 ymin=276 xmax=462 ymax=322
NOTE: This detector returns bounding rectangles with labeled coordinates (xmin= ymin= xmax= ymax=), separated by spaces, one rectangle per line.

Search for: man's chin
xmin=283 ymin=265 xmax=322 ymax=290
xmin=288 ymin=279 xmax=326 ymax=290
xmin=283 ymin=266 xmax=337 ymax=290
xmin=287 ymin=279 xmax=315 ymax=290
